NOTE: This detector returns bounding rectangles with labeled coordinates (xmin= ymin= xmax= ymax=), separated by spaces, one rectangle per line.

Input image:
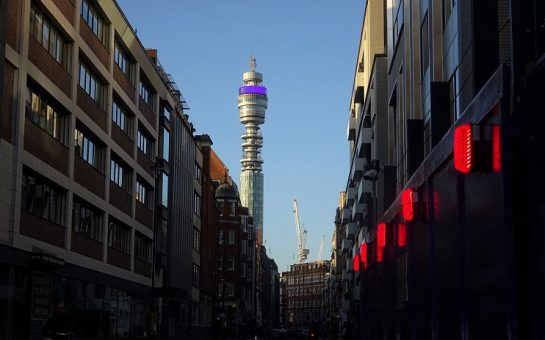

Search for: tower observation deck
xmin=238 ymin=58 xmax=267 ymax=244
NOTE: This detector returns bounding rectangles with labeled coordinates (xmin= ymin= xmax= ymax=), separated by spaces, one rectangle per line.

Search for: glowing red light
xmin=401 ymin=189 xmax=415 ymax=221
xmin=353 ymin=254 xmax=361 ymax=272
xmin=376 ymin=242 xmax=384 ymax=263
xmin=360 ymin=242 xmax=368 ymax=268
xmin=377 ymin=223 xmax=386 ymax=247
xmin=492 ymin=125 xmax=501 ymax=172
xmin=398 ymin=223 xmax=407 ymax=247
xmin=454 ymin=123 xmax=473 ymax=173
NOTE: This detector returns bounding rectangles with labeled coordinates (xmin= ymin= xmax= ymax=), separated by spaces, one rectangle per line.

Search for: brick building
xmin=0 ymin=0 xmax=196 ymax=338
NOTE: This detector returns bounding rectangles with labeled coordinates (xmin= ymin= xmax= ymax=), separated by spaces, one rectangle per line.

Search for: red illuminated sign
xmin=454 ymin=123 xmax=473 ymax=173
xmin=492 ymin=125 xmax=501 ymax=172
xmin=398 ymin=223 xmax=407 ymax=247
xmin=401 ymin=189 xmax=416 ymax=221
xmin=360 ymin=242 xmax=368 ymax=268
xmin=353 ymin=254 xmax=361 ymax=272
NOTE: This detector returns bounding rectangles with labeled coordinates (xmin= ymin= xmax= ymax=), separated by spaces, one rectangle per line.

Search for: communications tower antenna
xmin=292 ymin=198 xmax=309 ymax=263
xmin=317 ymin=234 xmax=325 ymax=261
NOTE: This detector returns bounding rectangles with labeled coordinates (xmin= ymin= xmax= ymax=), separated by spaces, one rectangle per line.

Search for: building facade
xmin=0 ymin=0 xmax=195 ymax=338
xmin=282 ymin=260 xmax=330 ymax=334
xmin=238 ymin=58 xmax=267 ymax=244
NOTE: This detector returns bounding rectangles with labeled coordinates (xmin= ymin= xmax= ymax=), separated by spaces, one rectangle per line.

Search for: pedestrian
xmin=42 ymin=303 xmax=72 ymax=340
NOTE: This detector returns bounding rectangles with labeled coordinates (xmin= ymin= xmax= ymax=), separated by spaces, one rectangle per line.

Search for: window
xmin=229 ymin=202 xmax=236 ymax=216
xmin=195 ymin=163 xmax=201 ymax=182
xmin=114 ymin=41 xmax=132 ymax=80
xmin=228 ymin=256 xmax=235 ymax=271
xmin=218 ymin=230 xmax=224 ymax=244
xmin=161 ymin=172 xmax=168 ymax=207
xmin=81 ymin=0 xmax=108 ymax=45
xmin=161 ymin=105 xmax=172 ymax=121
xmin=393 ymin=0 xmax=404 ymax=48
xmin=137 ymin=128 xmax=152 ymax=158
xmin=218 ymin=256 xmax=223 ymax=270
xmin=193 ymin=264 xmax=200 ymax=287
xmin=22 ymin=171 xmax=66 ymax=226
xmin=226 ymin=281 xmax=235 ymax=296
xmin=79 ymin=61 xmax=104 ymax=106
xmin=134 ymin=232 xmax=152 ymax=263
xmin=241 ymin=263 xmax=247 ymax=277
xmin=443 ymin=0 xmax=455 ymax=27
xmin=161 ymin=128 xmax=170 ymax=162
xmin=110 ymin=159 xmax=132 ymax=192
xmin=139 ymin=79 xmax=154 ymax=108
xmin=108 ymin=219 xmax=131 ymax=254
xmin=112 ymin=100 xmax=132 ymax=137
xmin=193 ymin=227 xmax=200 ymax=252
xmin=25 ymin=86 xmax=69 ymax=145
xmin=193 ymin=192 xmax=201 ymax=217
xmin=136 ymin=180 xmax=150 ymax=208
xmin=73 ymin=198 xmax=103 ymax=241
xmin=449 ymin=72 xmax=458 ymax=124
xmin=420 ymin=13 xmax=430 ymax=79
xmin=228 ymin=230 xmax=235 ymax=245
xmin=241 ymin=240 xmax=247 ymax=254
xmin=75 ymin=128 xmax=104 ymax=171
xmin=30 ymin=5 xmax=71 ymax=70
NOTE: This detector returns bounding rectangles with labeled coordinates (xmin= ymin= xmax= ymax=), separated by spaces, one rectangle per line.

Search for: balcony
xmin=352 ymin=202 xmax=367 ymax=221
xmin=347 ymin=115 xmax=356 ymax=141
xmin=346 ymin=186 xmax=356 ymax=205
xmin=357 ymin=179 xmax=373 ymax=203
xmin=341 ymin=208 xmax=350 ymax=224
xmin=345 ymin=222 xmax=356 ymax=239
xmin=341 ymin=239 xmax=353 ymax=253
xmin=357 ymin=127 xmax=373 ymax=158
xmin=350 ymin=157 xmax=367 ymax=182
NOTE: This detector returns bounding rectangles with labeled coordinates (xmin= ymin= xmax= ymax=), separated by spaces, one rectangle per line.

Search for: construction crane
xmin=317 ymin=234 xmax=325 ymax=261
xmin=292 ymin=198 xmax=309 ymax=263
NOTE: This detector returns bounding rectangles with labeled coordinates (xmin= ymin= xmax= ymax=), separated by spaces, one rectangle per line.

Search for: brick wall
xmin=134 ymin=259 xmax=152 ymax=277
xmin=135 ymin=201 xmax=153 ymax=230
xmin=20 ymin=210 xmax=65 ymax=248
xmin=6 ymin=0 xmax=18 ymax=50
xmin=79 ymin=17 xmax=110 ymax=69
xmin=114 ymin=65 xmax=135 ymax=103
xmin=52 ymin=0 xmax=75 ymax=26
xmin=24 ymin=121 xmax=69 ymax=175
xmin=77 ymin=86 xmax=107 ymax=131
xmin=111 ymin=123 xmax=134 ymax=157
xmin=28 ymin=38 xmax=72 ymax=97
xmin=137 ymin=149 xmax=153 ymax=176
xmin=139 ymin=98 xmax=156 ymax=130
xmin=109 ymin=182 xmax=132 ymax=216
xmin=107 ymin=247 xmax=130 ymax=270
xmin=1 ymin=62 xmax=15 ymax=142
xmin=74 ymin=156 xmax=105 ymax=198
xmin=71 ymin=231 xmax=103 ymax=260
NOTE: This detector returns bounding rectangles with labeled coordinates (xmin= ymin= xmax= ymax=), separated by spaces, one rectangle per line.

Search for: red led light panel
xmin=454 ymin=123 xmax=473 ymax=173
xmin=492 ymin=125 xmax=501 ymax=172
xmin=360 ymin=242 xmax=368 ymax=268
xmin=377 ymin=223 xmax=386 ymax=247
xmin=376 ymin=242 xmax=384 ymax=263
xmin=353 ymin=254 xmax=361 ymax=272
xmin=401 ymin=189 xmax=415 ymax=221
xmin=398 ymin=223 xmax=407 ymax=247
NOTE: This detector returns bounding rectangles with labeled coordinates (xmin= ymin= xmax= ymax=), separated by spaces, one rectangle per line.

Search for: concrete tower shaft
xmin=239 ymin=58 xmax=267 ymax=244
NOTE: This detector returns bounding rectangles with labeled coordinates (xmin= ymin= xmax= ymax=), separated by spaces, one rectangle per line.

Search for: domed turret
xmin=215 ymin=181 xmax=238 ymax=200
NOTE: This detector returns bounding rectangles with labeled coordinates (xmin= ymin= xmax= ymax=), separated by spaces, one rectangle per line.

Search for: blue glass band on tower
xmin=238 ymin=58 xmax=267 ymax=244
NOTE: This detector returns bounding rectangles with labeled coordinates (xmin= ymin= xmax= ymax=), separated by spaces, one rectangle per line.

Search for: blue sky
xmin=117 ymin=0 xmax=365 ymax=272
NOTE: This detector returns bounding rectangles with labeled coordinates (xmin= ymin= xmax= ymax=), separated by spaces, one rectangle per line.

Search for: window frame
xmin=81 ymin=0 xmax=108 ymax=45
xmin=21 ymin=171 xmax=66 ymax=226
xmin=112 ymin=100 xmax=133 ymax=138
xmin=108 ymin=219 xmax=131 ymax=254
xmin=72 ymin=198 xmax=103 ymax=242
xmin=25 ymin=86 xmax=69 ymax=145
xmin=110 ymin=158 xmax=132 ymax=192
xmin=75 ymin=127 xmax=105 ymax=172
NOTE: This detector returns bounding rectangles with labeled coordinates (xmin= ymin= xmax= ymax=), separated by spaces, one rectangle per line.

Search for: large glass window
xmin=79 ymin=61 xmax=104 ymax=106
xmin=161 ymin=128 xmax=170 ymax=162
xmin=228 ymin=230 xmax=235 ymax=245
xmin=135 ymin=180 xmax=150 ymax=208
xmin=393 ymin=0 xmax=404 ymax=48
xmin=30 ymin=5 xmax=71 ymax=70
xmin=134 ymin=233 xmax=151 ymax=263
xmin=139 ymin=79 xmax=154 ymax=108
xmin=192 ymin=264 xmax=200 ymax=287
xmin=21 ymin=171 xmax=65 ymax=226
xmin=110 ymin=159 xmax=132 ymax=192
xmin=114 ymin=41 xmax=132 ymax=80
xmin=73 ymin=198 xmax=103 ymax=241
xmin=193 ymin=227 xmax=200 ymax=252
xmin=137 ymin=128 xmax=152 ymax=158
xmin=108 ymin=219 xmax=131 ymax=254
xmin=193 ymin=192 xmax=201 ymax=217
xmin=81 ymin=0 xmax=108 ymax=45
xmin=420 ymin=13 xmax=430 ymax=79
xmin=75 ymin=128 xmax=104 ymax=171
xmin=161 ymin=172 xmax=168 ymax=207
xmin=443 ymin=0 xmax=455 ymax=27
xmin=112 ymin=100 xmax=132 ymax=137
xmin=228 ymin=256 xmax=235 ymax=271
xmin=25 ymin=86 xmax=69 ymax=145
xmin=241 ymin=240 xmax=247 ymax=254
